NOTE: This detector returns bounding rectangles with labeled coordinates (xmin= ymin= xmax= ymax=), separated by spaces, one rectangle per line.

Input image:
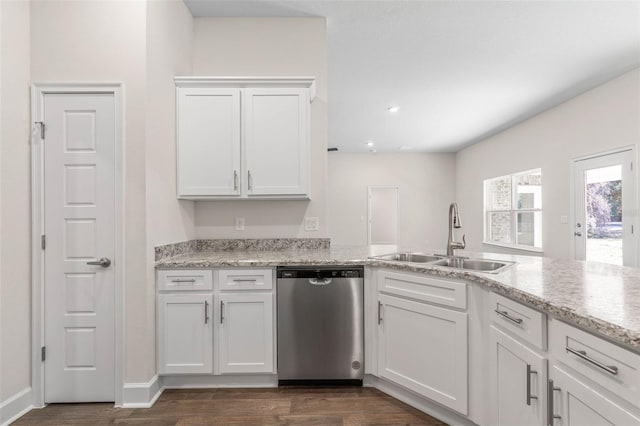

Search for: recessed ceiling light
xmin=387 ymin=106 xmax=400 ymax=113
xmin=366 ymin=141 xmax=374 ymax=147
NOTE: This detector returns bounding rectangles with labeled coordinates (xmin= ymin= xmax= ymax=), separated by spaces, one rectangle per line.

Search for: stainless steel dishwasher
xmin=277 ymin=266 xmax=364 ymax=385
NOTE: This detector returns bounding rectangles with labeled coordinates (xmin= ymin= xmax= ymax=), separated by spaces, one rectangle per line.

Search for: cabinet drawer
xmin=489 ymin=292 xmax=546 ymax=350
xmin=550 ymin=318 xmax=640 ymax=408
xmin=378 ymin=270 xmax=467 ymax=309
xmin=157 ymin=269 xmax=213 ymax=291
xmin=218 ymin=269 xmax=273 ymax=291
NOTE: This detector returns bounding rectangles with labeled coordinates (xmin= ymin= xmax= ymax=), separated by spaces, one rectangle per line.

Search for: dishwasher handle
xmin=308 ymin=278 xmax=332 ymax=286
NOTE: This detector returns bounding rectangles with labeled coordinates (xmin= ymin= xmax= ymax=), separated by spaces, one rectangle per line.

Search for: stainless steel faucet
xmin=447 ymin=202 xmax=466 ymax=257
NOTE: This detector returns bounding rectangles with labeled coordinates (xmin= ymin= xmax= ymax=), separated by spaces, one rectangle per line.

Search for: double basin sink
xmin=370 ymin=252 xmax=515 ymax=274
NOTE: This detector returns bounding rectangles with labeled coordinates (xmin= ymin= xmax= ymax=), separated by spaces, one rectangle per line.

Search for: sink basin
xmin=372 ymin=252 xmax=444 ymax=263
xmin=431 ymin=258 xmax=515 ymax=273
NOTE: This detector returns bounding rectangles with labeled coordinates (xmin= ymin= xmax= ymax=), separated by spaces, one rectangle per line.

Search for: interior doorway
xmin=572 ymin=148 xmax=637 ymax=266
xmin=368 ymin=186 xmax=399 ymax=246
xmin=31 ymin=84 xmax=124 ymax=406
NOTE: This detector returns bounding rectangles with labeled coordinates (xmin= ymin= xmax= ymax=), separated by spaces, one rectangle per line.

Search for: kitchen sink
xmin=371 ymin=252 xmax=444 ymax=263
xmin=370 ymin=252 xmax=516 ymax=273
xmin=430 ymin=257 xmax=515 ymax=273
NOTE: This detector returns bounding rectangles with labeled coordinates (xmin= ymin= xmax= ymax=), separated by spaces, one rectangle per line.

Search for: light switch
xmin=560 ymin=215 xmax=568 ymax=224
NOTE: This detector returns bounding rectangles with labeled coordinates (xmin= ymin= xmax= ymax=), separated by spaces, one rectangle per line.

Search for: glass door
xmin=573 ymin=149 xmax=637 ymax=266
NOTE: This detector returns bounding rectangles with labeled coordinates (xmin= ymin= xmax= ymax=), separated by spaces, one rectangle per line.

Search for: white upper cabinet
xmin=177 ymin=88 xmax=241 ymax=197
xmin=243 ymin=88 xmax=309 ymax=196
xmin=175 ymin=77 xmax=314 ymax=200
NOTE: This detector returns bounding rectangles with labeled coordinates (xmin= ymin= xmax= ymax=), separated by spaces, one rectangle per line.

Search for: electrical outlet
xmin=304 ymin=217 xmax=320 ymax=231
xmin=235 ymin=217 xmax=245 ymax=231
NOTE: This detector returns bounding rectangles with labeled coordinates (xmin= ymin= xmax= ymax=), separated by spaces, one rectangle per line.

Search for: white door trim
xmin=368 ymin=185 xmax=400 ymax=246
xmin=30 ymin=83 xmax=125 ymax=407
xmin=569 ymin=144 xmax=638 ymax=265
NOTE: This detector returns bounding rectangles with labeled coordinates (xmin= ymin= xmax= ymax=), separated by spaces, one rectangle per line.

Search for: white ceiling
xmin=184 ymin=0 xmax=640 ymax=153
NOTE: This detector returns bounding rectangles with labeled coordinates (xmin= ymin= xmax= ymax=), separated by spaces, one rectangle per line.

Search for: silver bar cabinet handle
xmin=378 ymin=301 xmax=383 ymax=324
xmin=248 ymin=170 xmax=253 ymax=191
xmin=526 ymin=364 xmax=537 ymax=406
xmin=547 ymin=380 xmax=561 ymax=425
xmin=171 ymin=279 xmax=196 ymax=283
xmin=566 ymin=346 xmax=619 ymax=375
xmin=220 ymin=300 xmax=225 ymax=324
xmin=495 ymin=309 xmax=523 ymax=325
xmin=233 ymin=170 xmax=238 ymax=191
xmin=204 ymin=301 xmax=209 ymax=324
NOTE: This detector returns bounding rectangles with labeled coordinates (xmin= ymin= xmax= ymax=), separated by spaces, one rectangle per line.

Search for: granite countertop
xmin=156 ymin=244 xmax=640 ymax=352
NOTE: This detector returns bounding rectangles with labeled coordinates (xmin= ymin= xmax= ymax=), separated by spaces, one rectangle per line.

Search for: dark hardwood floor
xmin=14 ymin=387 xmax=448 ymax=425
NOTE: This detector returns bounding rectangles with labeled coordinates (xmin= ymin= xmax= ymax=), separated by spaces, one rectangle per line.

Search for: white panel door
xmin=550 ymin=364 xmax=640 ymax=426
xmin=489 ymin=326 xmax=547 ymax=426
xmin=377 ymin=294 xmax=468 ymax=414
xmin=218 ymin=293 xmax=274 ymax=374
xmin=177 ymin=88 xmax=241 ymax=197
xmin=242 ymin=88 xmax=309 ymax=196
xmin=44 ymin=93 xmax=116 ymax=402
xmin=158 ymin=293 xmax=213 ymax=375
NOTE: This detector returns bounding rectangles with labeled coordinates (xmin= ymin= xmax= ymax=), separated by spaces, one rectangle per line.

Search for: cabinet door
xmin=218 ymin=293 xmax=274 ymax=374
xmin=158 ymin=293 xmax=213 ymax=374
xmin=242 ymin=88 xmax=310 ymax=197
xmin=550 ymin=364 xmax=640 ymax=426
xmin=489 ymin=326 xmax=547 ymax=426
xmin=177 ymin=88 xmax=241 ymax=197
xmin=377 ymin=294 xmax=468 ymax=414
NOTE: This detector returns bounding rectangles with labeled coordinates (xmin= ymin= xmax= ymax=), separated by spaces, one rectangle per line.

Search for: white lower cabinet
xmin=158 ymin=293 xmax=213 ymax=375
xmin=217 ymin=292 xmax=274 ymax=374
xmin=489 ymin=325 xmax=547 ymax=426
xmin=549 ymin=364 xmax=640 ymax=425
xmin=377 ymin=293 xmax=468 ymax=414
xmin=153 ymin=266 xmax=640 ymax=426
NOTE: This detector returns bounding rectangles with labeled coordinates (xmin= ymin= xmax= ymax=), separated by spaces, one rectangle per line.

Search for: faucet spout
xmin=447 ymin=202 xmax=466 ymax=257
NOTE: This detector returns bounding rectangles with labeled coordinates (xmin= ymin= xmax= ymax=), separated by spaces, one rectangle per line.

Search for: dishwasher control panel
xmin=277 ymin=266 xmax=364 ymax=279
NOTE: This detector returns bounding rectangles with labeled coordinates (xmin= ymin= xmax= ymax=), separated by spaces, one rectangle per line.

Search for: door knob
xmin=574 ymin=231 xmax=583 ymax=237
xmin=87 ymin=257 xmax=111 ymax=267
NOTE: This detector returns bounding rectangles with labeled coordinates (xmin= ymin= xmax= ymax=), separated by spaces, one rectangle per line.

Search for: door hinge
xmin=632 ymin=225 xmax=635 ymax=234
xmin=41 ymin=235 xmax=46 ymax=250
xmin=41 ymin=346 xmax=46 ymax=361
xmin=35 ymin=121 xmax=45 ymax=140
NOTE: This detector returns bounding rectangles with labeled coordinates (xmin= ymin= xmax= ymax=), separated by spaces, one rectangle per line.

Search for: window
xmin=484 ymin=169 xmax=542 ymax=251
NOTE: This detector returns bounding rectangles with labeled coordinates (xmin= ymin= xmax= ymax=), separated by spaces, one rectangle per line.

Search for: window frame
xmin=483 ymin=168 xmax=543 ymax=253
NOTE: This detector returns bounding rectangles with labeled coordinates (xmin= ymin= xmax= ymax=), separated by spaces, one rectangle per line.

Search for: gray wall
xmin=327 ymin=152 xmax=457 ymax=250
xmin=456 ymin=68 xmax=640 ymax=258
xmin=192 ymin=18 xmax=329 ymax=239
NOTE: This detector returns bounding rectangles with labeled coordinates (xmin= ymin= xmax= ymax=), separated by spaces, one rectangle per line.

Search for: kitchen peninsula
xmin=155 ymin=238 xmax=640 ymax=426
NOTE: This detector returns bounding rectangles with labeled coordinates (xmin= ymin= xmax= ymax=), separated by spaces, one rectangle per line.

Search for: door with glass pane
xmin=573 ymin=149 xmax=637 ymax=266
xmin=485 ymin=169 xmax=542 ymax=251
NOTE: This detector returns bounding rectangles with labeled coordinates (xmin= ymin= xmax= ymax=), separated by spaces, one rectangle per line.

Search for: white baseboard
xmin=366 ymin=375 xmax=478 ymax=426
xmin=0 ymin=387 xmax=33 ymax=426
xmin=162 ymin=374 xmax=278 ymax=389
xmin=121 ymin=374 xmax=278 ymax=408
xmin=122 ymin=375 xmax=163 ymax=408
